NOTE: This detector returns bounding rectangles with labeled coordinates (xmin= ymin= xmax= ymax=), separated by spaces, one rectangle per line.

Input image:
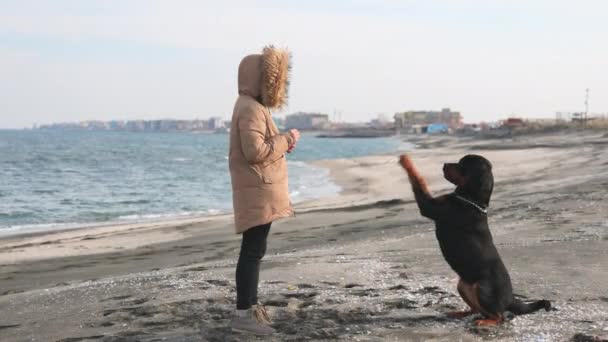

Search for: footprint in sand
xmin=206 ymin=279 xmax=230 ymax=286
xmin=102 ymin=306 xmax=159 ymax=319
xmin=383 ymin=298 xmax=418 ymax=310
xmin=412 ymin=286 xmax=447 ymax=295
xmin=282 ymin=291 xmax=319 ymax=299
xmin=184 ymin=266 xmax=208 ymax=272
xmin=124 ymin=298 xmax=149 ymax=305
xmin=298 ymin=300 xmax=316 ymax=309
xmin=1 ymin=289 xmax=25 ymax=296
xmin=0 ymin=324 xmax=21 ymax=331
xmin=56 ymin=335 xmax=105 ymax=341
xmin=264 ymin=297 xmax=289 ymax=307
xmin=100 ymin=294 xmax=132 ymax=302
xmin=351 ymin=288 xmax=380 ymax=297
xmin=388 ymin=284 xmax=408 ymax=291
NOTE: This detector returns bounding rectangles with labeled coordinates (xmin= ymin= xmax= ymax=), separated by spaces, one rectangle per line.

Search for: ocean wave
xmin=118 ymin=213 xmax=173 ymax=221
xmin=0 ymin=210 xmax=35 ymax=219
xmin=82 ymin=211 xmax=125 ymax=221
xmin=117 ymin=199 xmax=151 ymax=205
xmin=284 ymin=159 xmax=342 ymax=203
xmin=0 ymin=209 xmax=228 ymax=236
xmin=61 ymin=168 xmax=81 ymax=174
xmin=33 ymin=189 xmax=59 ymax=195
xmin=0 ymin=219 xmax=119 ymax=237
xmin=117 ymin=209 xmax=224 ymax=221
xmin=287 ymin=160 xmax=309 ymax=167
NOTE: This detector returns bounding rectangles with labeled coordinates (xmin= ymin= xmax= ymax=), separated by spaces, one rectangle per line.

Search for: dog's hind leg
xmin=450 ymin=279 xmax=504 ymax=325
xmin=447 ymin=279 xmax=480 ymax=318
xmin=474 ymin=280 xmax=505 ymax=325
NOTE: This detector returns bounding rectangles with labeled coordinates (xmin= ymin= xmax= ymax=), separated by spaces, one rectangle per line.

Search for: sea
xmin=0 ymin=130 xmax=407 ymax=235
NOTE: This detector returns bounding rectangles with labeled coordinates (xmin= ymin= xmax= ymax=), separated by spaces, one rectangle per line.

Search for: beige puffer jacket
xmin=228 ymin=46 xmax=294 ymax=233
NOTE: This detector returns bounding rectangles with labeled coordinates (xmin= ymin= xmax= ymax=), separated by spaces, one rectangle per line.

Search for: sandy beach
xmin=1 ymin=131 xmax=607 ymax=342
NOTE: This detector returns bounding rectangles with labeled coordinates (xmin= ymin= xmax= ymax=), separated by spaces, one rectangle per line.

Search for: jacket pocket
xmin=248 ymin=164 xmax=265 ymax=184
xmin=260 ymin=156 xmax=285 ymax=184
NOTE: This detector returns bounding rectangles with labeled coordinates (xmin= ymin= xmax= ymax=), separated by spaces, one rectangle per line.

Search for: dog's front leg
xmin=399 ymin=155 xmax=439 ymax=219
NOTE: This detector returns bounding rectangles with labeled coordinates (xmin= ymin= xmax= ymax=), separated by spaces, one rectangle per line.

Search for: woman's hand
xmin=287 ymin=129 xmax=300 ymax=153
xmin=288 ymin=129 xmax=300 ymax=143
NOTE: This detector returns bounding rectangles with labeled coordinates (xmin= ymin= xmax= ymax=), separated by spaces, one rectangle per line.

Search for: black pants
xmin=236 ymin=222 xmax=271 ymax=310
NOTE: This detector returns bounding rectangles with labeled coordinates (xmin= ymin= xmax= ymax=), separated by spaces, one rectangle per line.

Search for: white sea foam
xmin=288 ymin=161 xmax=341 ymax=203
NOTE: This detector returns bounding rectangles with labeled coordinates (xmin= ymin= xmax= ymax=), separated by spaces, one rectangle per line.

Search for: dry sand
xmin=1 ymin=131 xmax=607 ymax=341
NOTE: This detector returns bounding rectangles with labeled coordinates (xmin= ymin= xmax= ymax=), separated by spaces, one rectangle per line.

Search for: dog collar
xmin=454 ymin=195 xmax=488 ymax=214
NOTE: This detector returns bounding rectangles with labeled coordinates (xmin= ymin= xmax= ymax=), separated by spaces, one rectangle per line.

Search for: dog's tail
xmin=508 ymin=298 xmax=551 ymax=315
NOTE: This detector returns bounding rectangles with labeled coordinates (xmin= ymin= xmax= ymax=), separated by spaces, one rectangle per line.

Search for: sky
xmin=0 ymin=0 xmax=607 ymax=129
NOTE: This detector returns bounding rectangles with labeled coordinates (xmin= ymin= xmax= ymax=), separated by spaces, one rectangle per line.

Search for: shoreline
xmin=0 ymin=136 xmax=406 ymax=240
xmin=0 ymin=135 xmax=410 ymax=240
xmin=0 ymin=164 xmax=367 ymax=242
xmin=1 ymin=131 xmax=607 ymax=341
xmin=0 ymin=148 xmax=406 ymax=265
xmin=1 ymin=130 xmax=603 ymax=263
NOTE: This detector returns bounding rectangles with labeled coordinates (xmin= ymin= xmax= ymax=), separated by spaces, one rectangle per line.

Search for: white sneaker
xmin=229 ymin=310 xmax=276 ymax=336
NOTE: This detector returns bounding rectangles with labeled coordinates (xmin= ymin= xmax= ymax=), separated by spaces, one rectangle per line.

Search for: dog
xmin=399 ymin=154 xmax=551 ymax=325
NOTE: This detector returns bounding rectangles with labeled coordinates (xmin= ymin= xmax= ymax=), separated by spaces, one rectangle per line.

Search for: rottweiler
xmin=399 ymin=154 xmax=551 ymax=325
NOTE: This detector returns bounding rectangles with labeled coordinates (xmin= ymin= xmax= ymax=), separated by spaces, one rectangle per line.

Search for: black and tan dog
xmin=399 ymin=154 xmax=551 ymax=325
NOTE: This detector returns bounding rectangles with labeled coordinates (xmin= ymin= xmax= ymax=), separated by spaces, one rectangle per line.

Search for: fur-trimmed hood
xmin=238 ymin=46 xmax=291 ymax=109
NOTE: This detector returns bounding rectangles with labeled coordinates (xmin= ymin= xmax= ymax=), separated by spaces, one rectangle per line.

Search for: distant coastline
xmin=316 ymin=129 xmax=396 ymax=138
xmin=34 ymin=118 xmax=228 ymax=133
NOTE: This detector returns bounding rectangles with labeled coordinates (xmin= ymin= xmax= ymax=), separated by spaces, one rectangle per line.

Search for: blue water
xmin=0 ymin=130 xmax=406 ymax=234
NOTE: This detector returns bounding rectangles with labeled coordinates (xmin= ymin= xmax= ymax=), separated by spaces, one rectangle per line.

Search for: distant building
xmin=394 ymin=108 xmax=462 ymax=131
xmin=285 ymin=112 xmax=329 ymax=130
xmin=190 ymin=119 xmax=208 ymax=130
xmin=502 ymin=117 xmax=524 ymax=128
xmin=176 ymin=120 xmax=191 ymax=131
xmin=39 ymin=117 xmax=229 ymax=132
xmin=208 ymin=117 xmax=224 ymax=130
xmin=144 ymin=120 xmax=160 ymax=131
xmin=159 ymin=120 xmax=177 ymax=131
xmin=109 ymin=120 xmax=126 ymax=130
xmin=126 ymin=120 xmax=146 ymax=131
xmin=81 ymin=120 xmax=108 ymax=130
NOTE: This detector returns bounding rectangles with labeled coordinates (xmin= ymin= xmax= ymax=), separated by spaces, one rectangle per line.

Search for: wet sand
xmin=1 ymin=131 xmax=607 ymax=341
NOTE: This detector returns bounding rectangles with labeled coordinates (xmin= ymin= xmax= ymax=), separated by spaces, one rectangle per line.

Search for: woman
xmin=228 ymin=46 xmax=300 ymax=336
